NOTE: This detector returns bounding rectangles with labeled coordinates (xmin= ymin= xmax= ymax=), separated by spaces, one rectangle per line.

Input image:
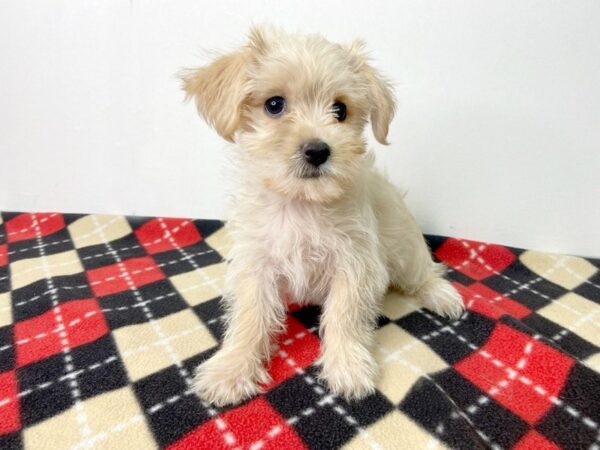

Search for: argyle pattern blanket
xmin=0 ymin=212 xmax=599 ymax=450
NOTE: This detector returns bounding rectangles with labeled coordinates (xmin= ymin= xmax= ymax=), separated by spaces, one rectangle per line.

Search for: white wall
xmin=1 ymin=1 xmax=599 ymax=256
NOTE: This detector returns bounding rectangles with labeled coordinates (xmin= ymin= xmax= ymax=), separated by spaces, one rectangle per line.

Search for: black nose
xmin=303 ymin=141 xmax=330 ymax=167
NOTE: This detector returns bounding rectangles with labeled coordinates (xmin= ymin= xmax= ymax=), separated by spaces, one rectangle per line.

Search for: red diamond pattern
xmin=14 ymin=298 xmax=108 ymax=367
xmin=513 ymin=430 xmax=560 ymax=450
xmin=0 ymin=371 xmax=20 ymax=435
xmin=5 ymin=213 xmax=65 ymax=243
xmin=0 ymin=244 xmax=7 ymax=267
xmin=168 ymin=397 xmax=307 ymax=450
xmin=86 ymin=256 xmax=165 ymax=297
xmin=457 ymin=283 xmax=531 ymax=320
xmin=135 ymin=218 xmax=202 ymax=255
xmin=435 ymin=238 xmax=516 ymax=280
xmin=265 ymin=317 xmax=320 ymax=387
xmin=455 ymin=323 xmax=574 ymax=424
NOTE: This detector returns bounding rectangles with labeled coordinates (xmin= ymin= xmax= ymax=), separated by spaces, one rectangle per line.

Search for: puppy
xmin=181 ymin=27 xmax=464 ymax=406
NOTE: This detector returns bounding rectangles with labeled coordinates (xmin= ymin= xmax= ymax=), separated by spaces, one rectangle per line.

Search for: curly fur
xmin=182 ymin=26 xmax=464 ymax=406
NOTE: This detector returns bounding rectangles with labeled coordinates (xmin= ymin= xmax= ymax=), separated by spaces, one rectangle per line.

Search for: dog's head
xmin=182 ymin=27 xmax=395 ymax=202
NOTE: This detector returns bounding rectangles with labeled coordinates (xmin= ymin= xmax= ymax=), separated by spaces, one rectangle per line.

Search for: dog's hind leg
xmin=388 ymin=232 xmax=464 ymax=319
xmin=372 ymin=174 xmax=464 ymax=319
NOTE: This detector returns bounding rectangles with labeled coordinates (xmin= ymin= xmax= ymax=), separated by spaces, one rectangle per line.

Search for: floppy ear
xmin=346 ymin=40 xmax=396 ymax=145
xmin=181 ymin=27 xmax=271 ymax=142
xmin=180 ymin=50 xmax=251 ymax=142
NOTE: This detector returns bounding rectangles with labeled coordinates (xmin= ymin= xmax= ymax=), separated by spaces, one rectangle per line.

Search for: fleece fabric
xmin=0 ymin=212 xmax=599 ymax=449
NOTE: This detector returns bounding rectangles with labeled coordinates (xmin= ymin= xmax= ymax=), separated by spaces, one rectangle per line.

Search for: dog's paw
xmin=418 ymin=277 xmax=465 ymax=320
xmin=193 ymin=351 xmax=270 ymax=406
xmin=318 ymin=349 xmax=377 ymax=401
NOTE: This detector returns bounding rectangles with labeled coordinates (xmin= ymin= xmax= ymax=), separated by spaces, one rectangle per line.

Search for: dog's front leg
xmin=318 ymin=263 xmax=387 ymax=400
xmin=194 ymin=269 xmax=285 ymax=406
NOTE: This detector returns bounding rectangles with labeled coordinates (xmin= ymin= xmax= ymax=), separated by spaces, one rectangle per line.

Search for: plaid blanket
xmin=0 ymin=212 xmax=599 ymax=450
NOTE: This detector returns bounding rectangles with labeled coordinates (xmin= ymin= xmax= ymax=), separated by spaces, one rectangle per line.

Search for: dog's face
xmin=182 ymin=27 xmax=395 ymax=202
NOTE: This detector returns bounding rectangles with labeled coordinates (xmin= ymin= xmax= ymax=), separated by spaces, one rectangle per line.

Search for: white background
xmin=1 ymin=1 xmax=599 ymax=256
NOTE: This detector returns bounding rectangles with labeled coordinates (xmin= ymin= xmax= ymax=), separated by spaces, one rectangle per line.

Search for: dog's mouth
xmin=296 ymin=165 xmax=323 ymax=179
xmin=299 ymin=170 xmax=322 ymax=179
xmin=290 ymin=156 xmax=330 ymax=179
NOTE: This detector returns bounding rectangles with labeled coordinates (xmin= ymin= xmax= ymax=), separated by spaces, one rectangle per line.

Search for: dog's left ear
xmin=180 ymin=29 xmax=267 ymax=142
xmin=345 ymin=40 xmax=396 ymax=145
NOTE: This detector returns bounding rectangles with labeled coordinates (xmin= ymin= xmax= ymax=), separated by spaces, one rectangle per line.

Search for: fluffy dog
xmin=181 ymin=27 xmax=464 ymax=406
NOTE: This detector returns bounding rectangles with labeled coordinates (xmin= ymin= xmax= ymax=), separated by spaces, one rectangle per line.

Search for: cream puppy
xmin=182 ymin=27 xmax=464 ymax=406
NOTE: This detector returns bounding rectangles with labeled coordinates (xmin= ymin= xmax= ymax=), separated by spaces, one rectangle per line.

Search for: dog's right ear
xmin=180 ymin=50 xmax=251 ymax=142
xmin=180 ymin=29 xmax=267 ymax=142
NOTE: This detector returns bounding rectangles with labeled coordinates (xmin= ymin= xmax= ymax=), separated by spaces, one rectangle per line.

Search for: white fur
xmin=183 ymin=27 xmax=464 ymax=406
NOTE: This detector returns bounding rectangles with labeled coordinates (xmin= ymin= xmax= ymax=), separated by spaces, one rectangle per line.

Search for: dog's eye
xmin=332 ymin=101 xmax=347 ymax=122
xmin=264 ymin=96 xmax=286 ymax=116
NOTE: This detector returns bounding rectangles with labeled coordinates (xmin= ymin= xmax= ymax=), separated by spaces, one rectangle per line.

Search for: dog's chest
xmin=266 ymin=202 xmax=328 ymax=259
xmin=262 ymin=201 xmax=336 ymax=298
